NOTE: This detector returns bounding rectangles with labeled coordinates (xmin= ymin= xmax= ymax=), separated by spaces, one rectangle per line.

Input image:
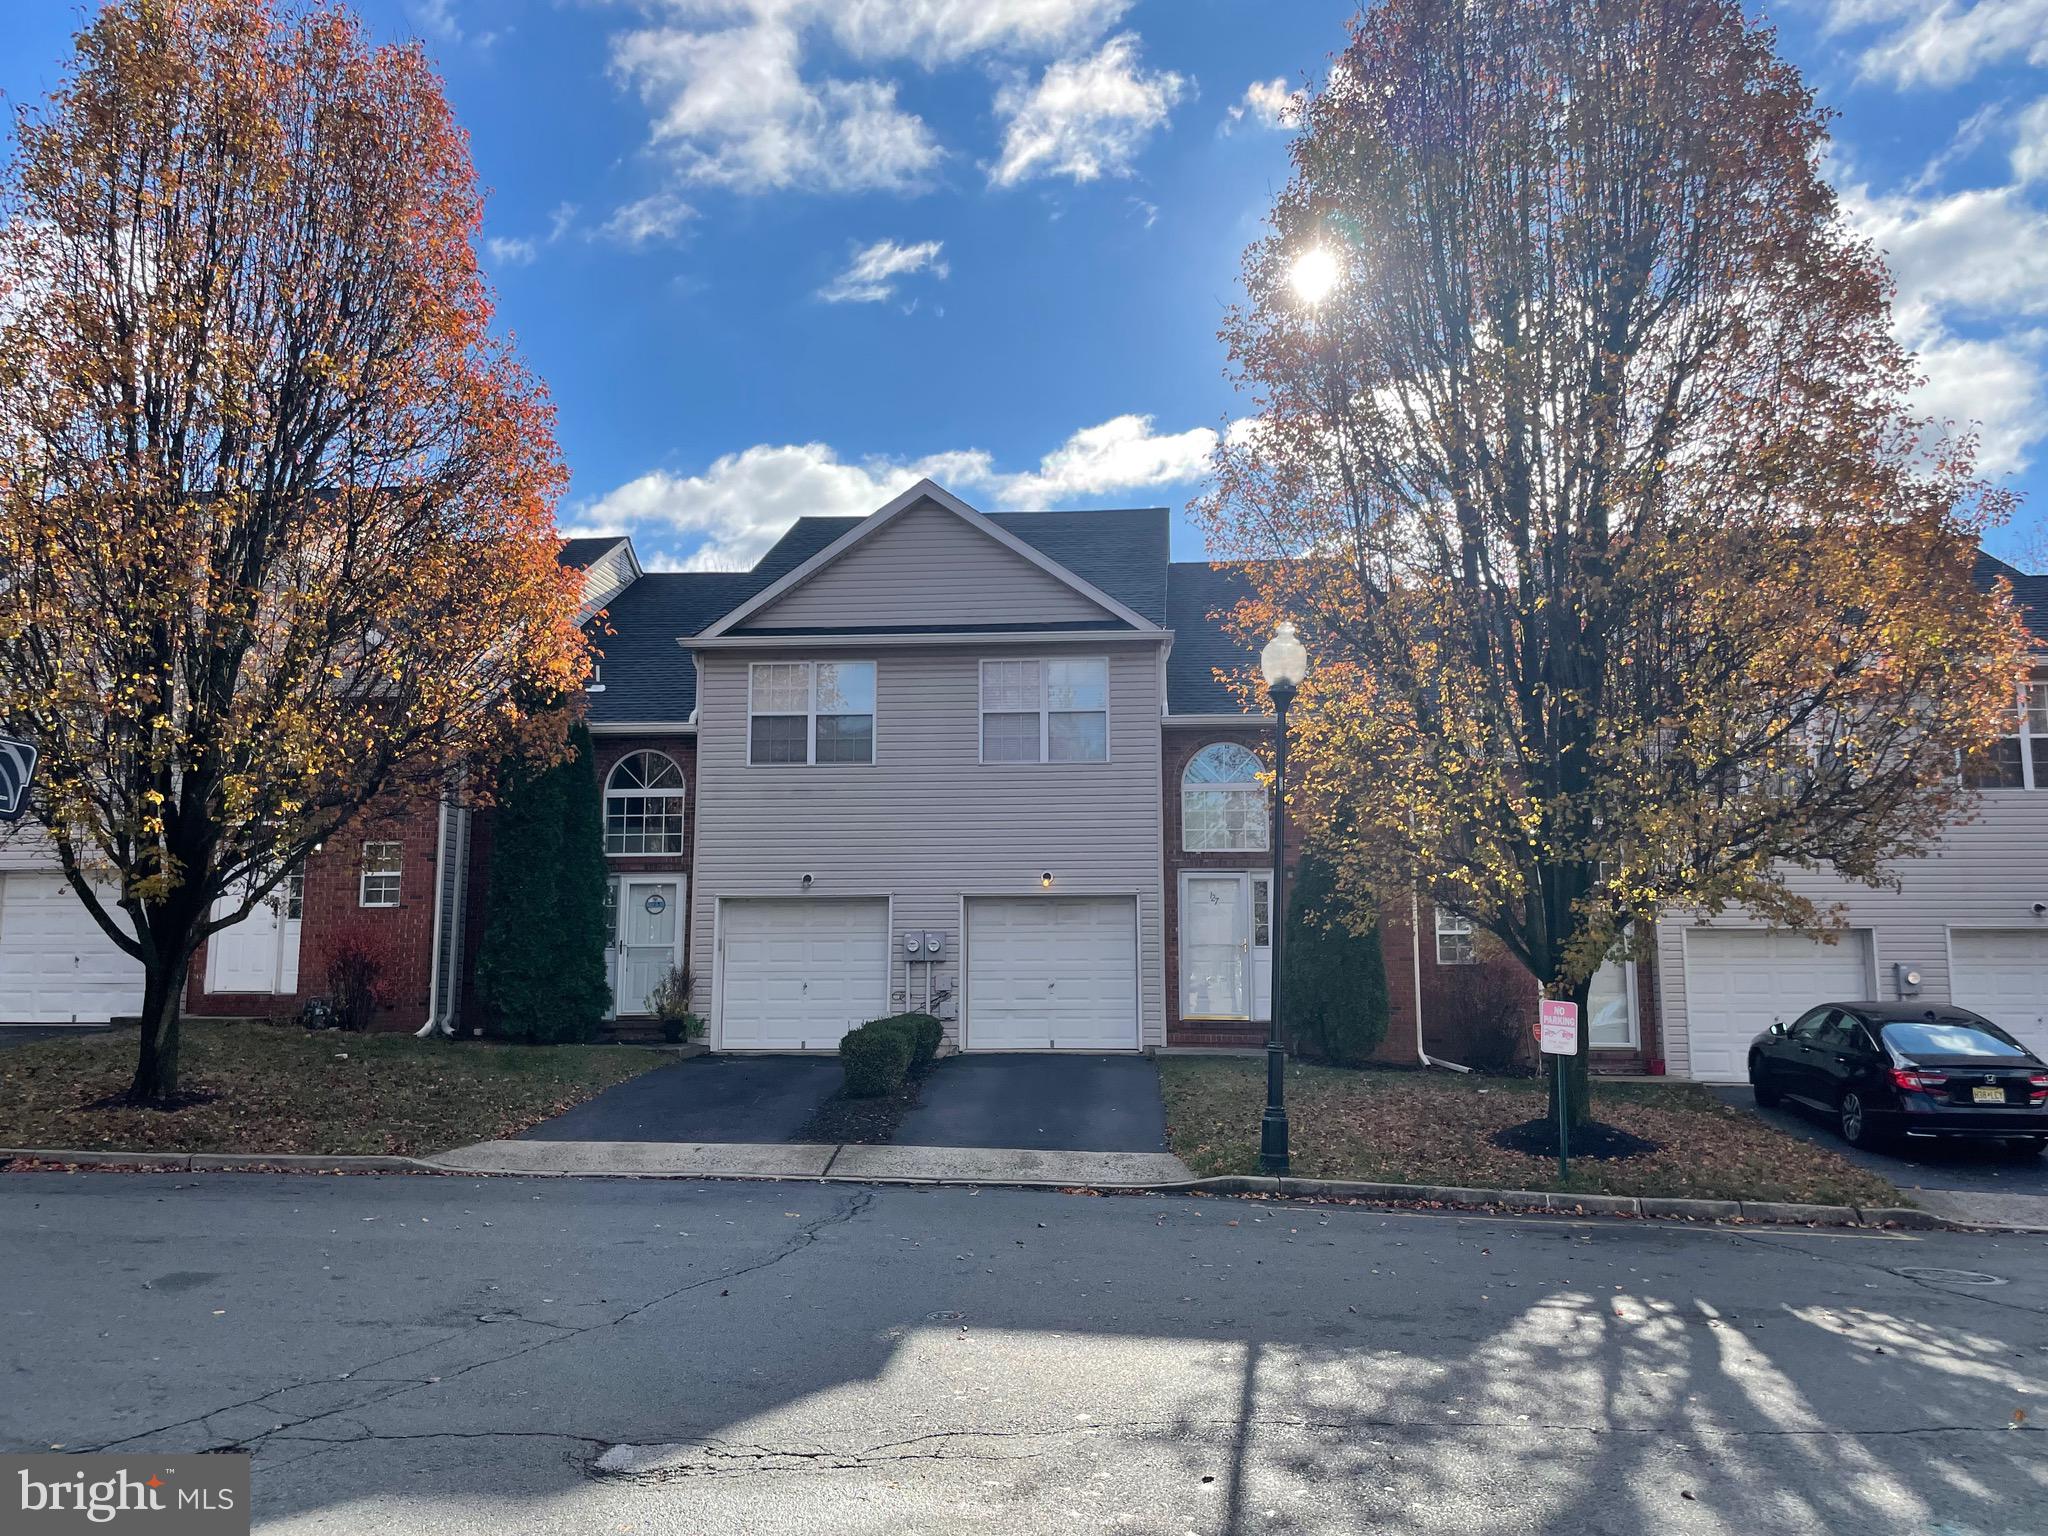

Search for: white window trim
xmin=603 ymin=750 xmax=688 ymax=858
xmin=1434 ymin=906 xmax=1476 ymax=966
xmin=747 ymin=660 xmax=877 ymax=767
xmin=1181 ymin=742 xmax=1270 ymax=853
xmin=977 ymin=656 xmax=1111 ymax=764
xmin=359 ymin=842 xmax=402 ymax=908
xmin=1964 ymin=674 xmax=2048 ymax=792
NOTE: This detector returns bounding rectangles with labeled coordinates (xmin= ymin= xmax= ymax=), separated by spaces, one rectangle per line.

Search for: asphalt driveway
xmin=520 ymin=1055 xmax=841 ymax=1144
xmin=894 ymin=1053 xmax=1168 ymax=1153
xmin=1710 ymin=1084 xmax=2048 ymax=1196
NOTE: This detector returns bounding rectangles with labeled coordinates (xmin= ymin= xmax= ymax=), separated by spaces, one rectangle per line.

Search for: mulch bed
xmin=1489 ymin=1117 xmax=1662 ymax=1161
xmin=791 ymin=1077 xmax=924 ymax=1144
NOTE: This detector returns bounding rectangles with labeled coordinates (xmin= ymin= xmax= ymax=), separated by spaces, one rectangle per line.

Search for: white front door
xmin=0 ymin=873 xmax=145 ymax=1024
xmin=205 ymin=873 xmax=303 ymax=994
xmin=964 ymin=895 xmax=1140 ymax=1050
xmin=616 ymin=878 xmax=683 ymax=1016
xmin=1183 ymin=875 xmax=1250 ymax=1019
xmin=718 ymin=897 xmax=889 ymax=1049
xmin=1680 ymin=928 xmax=1871 ymax=1081
xmin=1951 ymin=928 xmax=2048 ymax=1057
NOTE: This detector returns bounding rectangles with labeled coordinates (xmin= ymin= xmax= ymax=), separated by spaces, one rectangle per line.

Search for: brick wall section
xmin=1380 ymin=908 xmax=1665 ymax=1073
xmin=185 ymin=795 xmax=442 ymax=1032
xmin=458 ymin=731 xmax=697 ymax=1033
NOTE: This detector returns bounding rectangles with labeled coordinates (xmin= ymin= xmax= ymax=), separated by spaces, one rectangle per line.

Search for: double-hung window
xmin=1964 ymin=676 xmax=2048 ymax=791
xmin=360 ymin=842 xmax=402 ymax=908
xmin=749 ymin=661 xmax=876 ymax=766
xmin=980 ymin=657 xmax=1109 ymax=763
xmin=1434 ymin=907 xmax=1476 ymax=966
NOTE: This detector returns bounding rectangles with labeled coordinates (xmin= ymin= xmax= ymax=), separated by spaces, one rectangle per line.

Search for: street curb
xmin=1150 ymin=1174 xmax=1953 ymax=1229
xmin=2 ymin=1145 xmax=1968 ymax=1229
xmin=1 ymin=1148 xmax=430 ymax=1174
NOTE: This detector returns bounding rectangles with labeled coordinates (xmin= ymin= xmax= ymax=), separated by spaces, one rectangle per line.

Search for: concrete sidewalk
xmin=427 ymin=1137 xmax=1195 ymax=1188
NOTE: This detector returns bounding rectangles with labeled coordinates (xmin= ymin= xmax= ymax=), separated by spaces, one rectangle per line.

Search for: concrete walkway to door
xmin=894 ymin=1054 xmax=1168 ymax=1153
xmin=519 ymin=1055 xmax=840 ymax=1144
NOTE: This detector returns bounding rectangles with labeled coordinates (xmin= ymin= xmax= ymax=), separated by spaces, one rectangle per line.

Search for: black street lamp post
xmin=1258 ymin=622 xmax=1307 ymax=1175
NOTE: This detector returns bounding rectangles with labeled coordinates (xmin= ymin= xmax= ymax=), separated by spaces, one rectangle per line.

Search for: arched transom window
xmin=1182 ymin=743 xmax=1268 ymax=852
xmin=604 ymin=751 xmax=686 ymax=856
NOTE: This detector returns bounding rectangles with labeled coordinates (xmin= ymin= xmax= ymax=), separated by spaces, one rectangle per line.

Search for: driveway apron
xmin=895 ymin=1054 xmax=1168 ymax=1153
xmin=520 ymin=1055 xmax=841 ymax=1144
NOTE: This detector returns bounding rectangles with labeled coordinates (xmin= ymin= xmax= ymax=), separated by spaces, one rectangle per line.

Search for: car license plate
xmin=1973 ymin=1085 xmax=2005 ymax=1104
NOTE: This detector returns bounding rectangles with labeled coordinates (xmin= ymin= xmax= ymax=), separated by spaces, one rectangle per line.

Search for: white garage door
xmin=1681 ymin=928 xmax=1870 ymax=1082
xmin=965 ymin=895 xmax=1139 ymax=1051
xmin=1951 ymin=929 xmax=2048 ymax=1058
xmin=0 ymin=872 xmax=145 ymax=1025
xmin=718 ymin=898 xmax=889 ymax=1050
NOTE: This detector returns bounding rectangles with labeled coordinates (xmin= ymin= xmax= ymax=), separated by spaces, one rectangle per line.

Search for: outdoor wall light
xmin=1040 ymin=871 xmax=1053 ymax=888
xmin=800 ymin=873 xmax=814 ymax=889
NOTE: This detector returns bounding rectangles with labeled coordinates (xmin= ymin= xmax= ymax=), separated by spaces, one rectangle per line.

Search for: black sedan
xmin=1748 ymin=1002 xmax=2048 ymax=1152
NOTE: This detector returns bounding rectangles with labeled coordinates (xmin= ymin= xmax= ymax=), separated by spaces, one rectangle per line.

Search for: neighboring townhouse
xmin=2 ymin=481 xmax=2042 ymax=1082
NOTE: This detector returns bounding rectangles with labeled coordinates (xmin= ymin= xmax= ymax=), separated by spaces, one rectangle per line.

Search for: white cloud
xmin=1848 ymin=184 xmax=2048 ymax=317
xmin=1827 ymin=0 xmax=2048 ymax=87
xmin=2016 ymin=97 xmax=2048 ymax=183
xmin=991 ymin=33 xmax=1188 ymax=187
xmin=572 ymin=414 xmax=1218 ymax=568
xmin=1223 ymin=76 xmax=1300 ymax=133
xmin=599 ymin=190 xmax=696 ymax=246
xmin=610 ymin=11 xmax=942 ymax=195
xmin=821 ymin=0 xmax=1133 ymax=65
xmin=817 ymin=238 xmax=948 ymax=303
xmin=483 ymin=235 xmax=538 ymax=267
xmin=1846 ymin=179 xmax=2048 ymax=475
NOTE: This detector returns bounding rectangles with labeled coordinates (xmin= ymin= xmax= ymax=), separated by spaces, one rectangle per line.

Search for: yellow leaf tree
xmin=1197 ymin=0 xmax=2029 ymax=1126
xmin=0 ymin=0 xmax=587 ymax=1103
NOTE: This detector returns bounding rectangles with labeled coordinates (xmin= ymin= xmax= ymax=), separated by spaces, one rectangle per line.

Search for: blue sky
xmin=3 ymin=0 xmax=2044 ymax=569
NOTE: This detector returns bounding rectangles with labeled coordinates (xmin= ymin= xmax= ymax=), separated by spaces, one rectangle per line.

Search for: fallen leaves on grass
xmin=1159 ymin=1058 xmax=1898 ymax=1206
xmin=0 ymin=1021 xmax=662 ymax=1157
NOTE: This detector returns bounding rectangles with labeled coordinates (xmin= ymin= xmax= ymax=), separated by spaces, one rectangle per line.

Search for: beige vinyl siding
xmin=748 ymin=499 xmax=1118 ymax=630
xmin=1655 ymin=792 xmax=2048 ymax=1077
xmin=690 ymin=639 xmax=1168 ymax=1048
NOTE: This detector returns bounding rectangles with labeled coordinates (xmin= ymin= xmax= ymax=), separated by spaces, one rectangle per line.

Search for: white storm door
xmin=205 ymin=876 xmax=300 ymax=994
xmin=617 ymin=878 xmax=682 ymax=1016
xmin=1182 ymin=874 xmax=1250 ymax=1020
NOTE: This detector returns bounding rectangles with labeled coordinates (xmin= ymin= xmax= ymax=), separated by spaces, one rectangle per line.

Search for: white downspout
xmin=416 ymin=798 xmax=450 ymax=1037
xmin=1412 ymin=883 xmax=1471 ymax=1072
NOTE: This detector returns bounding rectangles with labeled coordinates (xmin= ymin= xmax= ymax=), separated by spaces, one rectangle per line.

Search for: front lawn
xmin=0 ymin=1020 xmax=664 ymax=1157
xmin=1160 ymin=1057 xmax=1900 ymax=1206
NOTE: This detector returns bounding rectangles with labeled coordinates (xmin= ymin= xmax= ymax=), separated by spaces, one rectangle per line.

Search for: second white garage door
xmin=1680 ymin=928 xmax=1871 ymax=1082
xmin=964 ymin=895 xmax=1139 ymax=1051
xmin=0 ymin=872 xmax=145 ymax=1025
xmin=718 ymin=898 xmax=889 ymax=1050
xmin=1951 ymin=929 xmax=2048 ymax=1059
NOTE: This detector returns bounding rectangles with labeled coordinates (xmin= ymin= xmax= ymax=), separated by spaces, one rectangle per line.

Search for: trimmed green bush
xmin=868 ymin=1012 xmax=942 ymax=1075
xmin=840 ymin=1020 xmax=913 ymax=1097
xmin=1282 ymin=853 xmax=1391 ymax=1067
xmin=474 ymin=720 xmax=612 ymax=1043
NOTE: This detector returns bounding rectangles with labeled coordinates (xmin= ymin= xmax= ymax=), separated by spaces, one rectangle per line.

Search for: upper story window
xmin=1182 ymin=743 xmax=1269 ymax=852
xmin=1964 ymin=677 xmax=2048 ymax=791
xmin=1435 ymin=907 xmax=1476 ymax=966
xmin=980 ymin=657 xmax=1108 ymax=763
xmin=749 ymin=661 xmax=876 ymax=766
xmin=605 ymin=751 xmax=687 ymax=854
xmin=360 ymin=842 xmax=402 ymax=908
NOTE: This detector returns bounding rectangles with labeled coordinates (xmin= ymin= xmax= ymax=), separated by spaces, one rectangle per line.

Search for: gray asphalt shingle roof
xmin=1976 ymin=551 xmax=2048 ymax=647
xmin=558 ymin=536 xmax=627 ymax=569
xmin=1166 ymin=561 xmax=1261 ymax=715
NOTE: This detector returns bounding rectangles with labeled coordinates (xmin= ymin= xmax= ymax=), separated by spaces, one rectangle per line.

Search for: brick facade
xmin=185 ymin=795 xmax=443 ymax=1032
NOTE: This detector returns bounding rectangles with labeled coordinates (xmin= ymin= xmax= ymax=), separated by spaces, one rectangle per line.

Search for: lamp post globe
xmin=1258 ymin=622 xmax=1308 ymax=1174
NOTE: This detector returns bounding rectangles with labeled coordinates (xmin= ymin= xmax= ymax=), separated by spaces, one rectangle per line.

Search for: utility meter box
xmin=902 ymin=931 xmax=924 ymax=959
xmin=903 ymin=929 xmax=945 ymax=960
xmin=922 ymin=930 xmax=945 ymax=960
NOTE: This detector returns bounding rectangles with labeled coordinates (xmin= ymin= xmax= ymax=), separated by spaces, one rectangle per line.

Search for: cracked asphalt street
xmin=4 ymin=1173 xmax=2046 ymax=1534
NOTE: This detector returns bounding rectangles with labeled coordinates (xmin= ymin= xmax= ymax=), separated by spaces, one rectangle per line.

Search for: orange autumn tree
xmin=0 ymin=0 xmax=586 ymax=1103
xmin=1197 ymin=0 xmax=2028 ymax=1126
